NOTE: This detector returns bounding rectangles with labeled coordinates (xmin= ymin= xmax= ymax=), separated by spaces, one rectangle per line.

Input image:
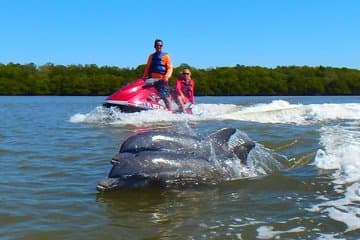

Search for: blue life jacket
xmin=150 ymin=52 xmax=167 ymax=75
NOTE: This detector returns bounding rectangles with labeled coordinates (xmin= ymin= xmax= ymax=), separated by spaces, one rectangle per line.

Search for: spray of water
xmin=69 ymin=100 xmax=360 ymax=126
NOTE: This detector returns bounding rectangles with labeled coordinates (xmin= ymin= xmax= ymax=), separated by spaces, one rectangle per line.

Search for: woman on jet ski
xmin=175 ymin=68 xmax=195 ymax=113
xmin=142 ymin=39 xmax=173 ymax=111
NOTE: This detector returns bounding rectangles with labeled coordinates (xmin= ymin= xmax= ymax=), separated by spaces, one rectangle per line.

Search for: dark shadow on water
xmin=95 ymin=184 xmax=220 ymax=210
xmin=93 ymin=166 xmax=349 ymax=239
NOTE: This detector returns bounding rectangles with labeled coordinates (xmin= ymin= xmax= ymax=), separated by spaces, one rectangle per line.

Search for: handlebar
xmin=144 ymin=78 xmax=162 ymax=86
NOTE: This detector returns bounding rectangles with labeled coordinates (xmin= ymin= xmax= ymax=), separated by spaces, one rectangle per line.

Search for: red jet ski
xmin=103 ymin=78 xmax=193 ymax=114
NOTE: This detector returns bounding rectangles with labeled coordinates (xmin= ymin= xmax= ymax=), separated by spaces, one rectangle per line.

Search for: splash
xmin=310 ymin=125 xmax=360 ymax=232
xmin=68 ymin=103 xmax=239 ymax=126
xmin=314 ymin=125 xmax=360 ymax=184
xmin=221 ymin=100 xmax=360 ymax=124
xmin=69 ymin=100 xmax=360 ymax=126
xmin=256 ymin=225 xmax=305 ymax=239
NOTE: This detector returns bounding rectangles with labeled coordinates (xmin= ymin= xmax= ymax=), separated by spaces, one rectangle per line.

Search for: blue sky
xmin=1 ymin=1 xmax=359 ymax=69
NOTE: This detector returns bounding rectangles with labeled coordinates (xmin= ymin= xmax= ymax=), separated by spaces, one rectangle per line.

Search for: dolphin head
xmin=97 ymin=151 xmax=218 ymax=191
xmin=96 ymin=174 xmax=154 ymax=192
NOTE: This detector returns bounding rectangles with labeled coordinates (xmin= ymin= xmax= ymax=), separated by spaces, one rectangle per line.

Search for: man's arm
xmin=190 ymin=80 xmax=195 ymax=103
xmin=142 ymin=55 xmax=152 ymax=79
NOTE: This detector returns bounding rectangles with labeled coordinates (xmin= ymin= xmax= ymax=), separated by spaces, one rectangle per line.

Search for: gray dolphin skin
xmin=97 ymin=128 xmax=288 ymax=192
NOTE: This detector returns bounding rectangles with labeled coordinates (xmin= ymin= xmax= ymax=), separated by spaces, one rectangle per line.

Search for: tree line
xmin=0 ymin=62 xmax=359 ymax=96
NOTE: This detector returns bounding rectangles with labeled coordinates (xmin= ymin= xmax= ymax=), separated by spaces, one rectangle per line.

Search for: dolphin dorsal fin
xmin=209 ymin=128 xmax=255 ymax=164
xmin=208 ymin=128 xmax=237 ymax=145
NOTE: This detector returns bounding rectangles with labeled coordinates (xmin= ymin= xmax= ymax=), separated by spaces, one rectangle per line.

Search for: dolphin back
xmin=119 ymin=131 xmax=204 ymax=154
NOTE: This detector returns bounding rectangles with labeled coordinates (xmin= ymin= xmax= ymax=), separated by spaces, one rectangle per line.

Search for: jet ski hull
xmin=103 ymin=78 xmax=192 ymax=114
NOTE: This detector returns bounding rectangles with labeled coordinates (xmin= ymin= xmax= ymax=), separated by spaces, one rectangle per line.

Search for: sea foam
xmin=310 ymin=125 xmax=360 ymax=232
xmin=69 ymin=100 xmax=360 ymax=126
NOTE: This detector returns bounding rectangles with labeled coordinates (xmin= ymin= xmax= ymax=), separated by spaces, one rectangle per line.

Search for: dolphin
xmin=97 ymin=128 xmax=286 ymax=192
xmin=97 ymin=151 xmax=220 ymax=191
xmin=119 ymin=131 xmax=206 ymax=155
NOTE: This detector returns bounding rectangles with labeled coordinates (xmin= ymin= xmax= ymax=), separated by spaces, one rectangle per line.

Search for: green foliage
xmin=0 ymin=62 xmax=359 ymax=96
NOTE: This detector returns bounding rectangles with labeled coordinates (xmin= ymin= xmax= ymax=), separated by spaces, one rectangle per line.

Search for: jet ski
xmin=103 ymin=78 xmax=193 ymax=114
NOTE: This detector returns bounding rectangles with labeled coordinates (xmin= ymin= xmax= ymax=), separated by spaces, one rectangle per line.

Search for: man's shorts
xmin=154 ymin=80 xmax=170 ymax=98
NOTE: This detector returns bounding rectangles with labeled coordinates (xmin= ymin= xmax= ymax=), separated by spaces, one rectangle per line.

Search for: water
xmin=0 ymin=95 xmax=359 ymax=239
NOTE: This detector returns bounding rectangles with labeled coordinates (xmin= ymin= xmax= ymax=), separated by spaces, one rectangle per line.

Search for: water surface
xmin=0 ymin=95 xmax=359 ymax=239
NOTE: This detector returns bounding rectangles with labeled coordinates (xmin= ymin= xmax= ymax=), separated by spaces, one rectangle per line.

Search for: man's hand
xmin=145 ymin=78 xmax=160 ymax=86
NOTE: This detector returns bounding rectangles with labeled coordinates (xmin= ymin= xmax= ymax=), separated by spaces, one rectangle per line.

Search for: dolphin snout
xmin=96 ymin=178 xmax=122 ymax=192
xmin=97 ymin=175 xmax=151 ymax=191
